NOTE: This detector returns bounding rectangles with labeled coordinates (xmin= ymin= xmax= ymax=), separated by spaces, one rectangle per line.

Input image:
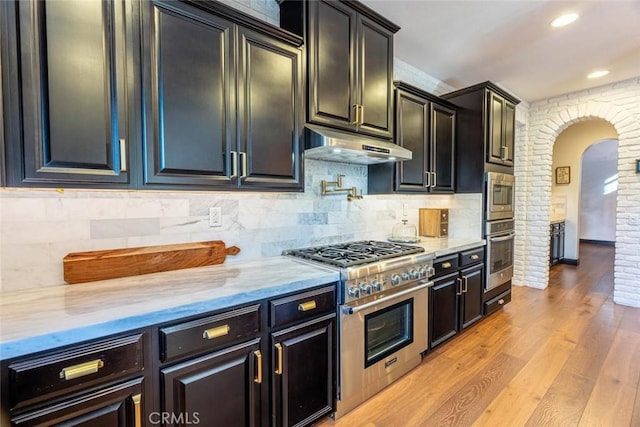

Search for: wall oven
xmin=486 ymin=172 xmax=515 ymax=221
xmin=485 ymin=219 xmax=515 ymax=291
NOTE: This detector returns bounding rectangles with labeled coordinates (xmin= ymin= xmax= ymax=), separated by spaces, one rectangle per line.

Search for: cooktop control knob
xmin=409 ymin=269 xmax=418 ymax=279
xmin=390 ymin=274 xmax=401 ymax=285
xmin=348 ymin=286 xmax=361 ymax=298
xmin=371 ymin=280 xmax=383 ymax=292
xmin=418 ymin=267 xmax=428 ymax=277
xmin=401 ymin=272 xmax=410 ymax=280
xmin=359 ymin=283 xmax=372 ymax=295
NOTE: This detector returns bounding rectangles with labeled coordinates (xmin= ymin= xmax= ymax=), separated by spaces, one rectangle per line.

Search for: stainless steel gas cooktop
xmin=285 ymin=240 xmax=425 ymax=268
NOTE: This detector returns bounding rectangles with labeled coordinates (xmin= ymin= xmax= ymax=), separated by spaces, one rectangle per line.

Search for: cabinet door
xmin=12 ymin=377 xmax=144 ymax=427
xmin=487 ymin=92 xmax=504 ymax=165
xmin=9 ymin=0 xmax=133 ymax=186
xmin=460 ymin=264 xmax=484 ymax=330
xmin=161 ymin=339 xmax=262 ymax=427
xmin=356 ymin=15 xmax=393 ymax=139
xmin=237 ymin=28 xmax=303 ymax=191
xmin=272 ymin=315 xmax=334 ymax=427
xmin=395 ymin=90 xmax=429 ymax=192
xmin=430 ymin=103 xmax=455 ymax=192
xmin=502 ymin=101 xmax=516 ymax=166
xmin=429 ymin=272 xmax=459 ymax=349
xmin=558 ymin=223 xmax=565 ymax=260
xmin=307 ymin=0 xmax=358 ymax=131
xmin=141 ymin=0 xmax=235 ymax=188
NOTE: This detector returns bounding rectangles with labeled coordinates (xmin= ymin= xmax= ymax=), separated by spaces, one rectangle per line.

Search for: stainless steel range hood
xmin=304 ymin=125 xmax=412 ymax=165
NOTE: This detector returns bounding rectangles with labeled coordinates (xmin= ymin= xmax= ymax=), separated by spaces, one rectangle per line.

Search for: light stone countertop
xmin=413 ymin=237 xmax=485 ymax=258
xmin=0 ymin=257 xmax=339 ymax=360
xmin=0 ymin=238 xmax=484 ymax=361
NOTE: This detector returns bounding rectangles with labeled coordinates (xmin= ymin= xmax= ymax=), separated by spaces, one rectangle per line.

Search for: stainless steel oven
xmin=338 ymin=282 xmax=429 ymax=418
xmin=485 ymin=219 xmax=515 ymax=291
xmin=486 ymin=172 xmax=515 ymax=221
xmin=284 ymin=240 xmax=434 ymax=420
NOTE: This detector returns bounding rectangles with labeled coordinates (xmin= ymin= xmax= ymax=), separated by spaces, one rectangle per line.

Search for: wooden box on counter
xmin=419 ymin=209 xmax=449 ymax=237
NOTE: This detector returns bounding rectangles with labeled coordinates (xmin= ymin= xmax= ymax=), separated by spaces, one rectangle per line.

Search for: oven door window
xmin=364 ymin=299 xmax=414 ymax=368
xmin=492 ymin=183 xmax=513 ymax=207
xmin=489 ymin=236 xmax=514 ymax=274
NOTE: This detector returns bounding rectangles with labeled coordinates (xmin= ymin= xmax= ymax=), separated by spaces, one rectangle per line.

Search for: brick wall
xmin=516 ymin=78 xmax=640 ymax=307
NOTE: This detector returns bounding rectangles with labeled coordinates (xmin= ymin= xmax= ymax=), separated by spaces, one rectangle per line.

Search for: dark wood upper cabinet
xmin=442 ymin=81 xmax=520 ymax=193
xmin=237 ymin=27 xmax=303 ymax=190
xmin=280 ymin=0 xmax=399 ymax=140
xmin=2 ymin=0 xmax=138 ymax=187
xmin=141 ymin=0 xmax=234 ymax=188
xmin=368 ymin=82 xmax=456 ymax=194
xmin=142 ymin=0 xmax=303 ymax=191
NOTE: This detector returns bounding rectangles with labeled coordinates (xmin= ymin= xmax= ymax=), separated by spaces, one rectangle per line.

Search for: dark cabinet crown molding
xmin=278 ymin=0 xmax=400 ymax=33
xmin=185 ymin=0 xmax=303 ymax=46
xmin=393 ymin=81 xmax=457 ymax=109
xmin=442 ymin=81 xmax=521 ymax=106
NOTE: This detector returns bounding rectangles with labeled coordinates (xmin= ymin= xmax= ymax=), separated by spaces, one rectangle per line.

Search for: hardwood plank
xmin=426 ymin=352 xmax=527 ymax=426
xmin=578 ymin=328 xmax=640 ymax=426
xmin=525 ymin=371 xmax=593 ymax=426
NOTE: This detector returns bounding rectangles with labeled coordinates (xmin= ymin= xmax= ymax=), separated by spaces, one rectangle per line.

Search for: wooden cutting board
xmin=63 ymin=241 xmax=240 ymax=284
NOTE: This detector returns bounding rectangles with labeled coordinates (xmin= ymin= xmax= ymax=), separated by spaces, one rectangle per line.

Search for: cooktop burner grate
xmin=286 ymin=240 xmax=424 ymax=268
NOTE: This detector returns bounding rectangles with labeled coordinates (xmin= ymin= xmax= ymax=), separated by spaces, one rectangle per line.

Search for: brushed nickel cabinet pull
xmin=230 ymin=151 xmax=238 ymax=178
xmin=119 ymin=139 xmax=127 ymax=172
xmin=203 ymin=325 xmax=230 ymax=340
xmin=132 ymin=393 xmax=142 ymax=427
xmin=456 ymin=278 xmax=463 ymax=296
xmin=298 ymin=300 xmax=317 ymax=312
xmin=463 ymin=277 xmax=468 ymax=293
xmin=351 ymin=104 xmax=359 ymax=124
xmin=275 ymin=343 xmax=283 ymax=375
xmin=240 ymin=151 xmax=248 ymax=178
xmin=254 ymin=350 xmax=262 ymax=384
xmin=425 ymin=171 xmax=431 ymax=187
xmin=431 ymin=172 xmax=436 ymax=188
xmin=359 ymin=104 xmax=364 ymax=125
xmin=59 ymin=359 xmax=104 ymax=380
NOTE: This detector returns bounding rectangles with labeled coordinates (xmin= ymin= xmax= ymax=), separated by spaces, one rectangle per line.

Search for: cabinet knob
xmin=498 ymin=299 xmax=505 ymax=305
xmin=471 ymin=254 xmax=479 ymax=260
xmin=442 ymin=262 xmax=452 ymax=269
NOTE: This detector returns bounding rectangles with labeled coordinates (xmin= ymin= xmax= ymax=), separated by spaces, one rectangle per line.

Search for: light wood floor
xmin=318 ymin=243 xmax=640 ymax=427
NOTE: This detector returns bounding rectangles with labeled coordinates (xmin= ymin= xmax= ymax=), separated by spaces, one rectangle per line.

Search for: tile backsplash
xmin=0 ymin=160 xmax=481 ymax=291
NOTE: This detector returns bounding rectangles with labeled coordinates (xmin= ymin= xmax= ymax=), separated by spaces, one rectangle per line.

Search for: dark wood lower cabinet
xmin=550 ymin=221 xmax=565 ymax=266
xmin=11 ymin=377 xmax=144 ymax=427
xmin=429 ymin=248 xmax=485 ymax=350
xmin=160 ymin=338 xmax=262 ymax=427
xmin=271 ymin=313 xmax=335 ymax=427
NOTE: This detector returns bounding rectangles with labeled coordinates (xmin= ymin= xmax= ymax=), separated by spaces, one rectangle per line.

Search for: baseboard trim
xmin=580 ymin=239 xmax=615 ymax=247
xmin=560 ymin=258 xmax=579 ymax=266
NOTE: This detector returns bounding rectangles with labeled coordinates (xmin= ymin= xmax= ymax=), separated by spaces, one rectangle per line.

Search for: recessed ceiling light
xmin=587 ymin=70 xmax=609 ymax=79
xmin=551 ymin=13 xmax=579 ymax=28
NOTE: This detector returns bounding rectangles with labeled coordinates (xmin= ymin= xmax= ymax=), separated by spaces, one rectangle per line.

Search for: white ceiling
xmin=361 ymin=0 xmax=640 ymax=102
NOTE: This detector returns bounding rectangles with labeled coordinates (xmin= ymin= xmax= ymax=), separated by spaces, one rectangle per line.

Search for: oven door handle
xmin=489 ymin=232 xmax=516 ymax=242
xmin=342 ymin=282 xmax=431 ymax=315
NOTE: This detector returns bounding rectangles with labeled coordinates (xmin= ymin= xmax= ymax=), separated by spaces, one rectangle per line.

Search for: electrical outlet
xmin=209 ymin=207 xmax=222 ymax=227
xmin=629 ymin=214 xmax=639 ymax=226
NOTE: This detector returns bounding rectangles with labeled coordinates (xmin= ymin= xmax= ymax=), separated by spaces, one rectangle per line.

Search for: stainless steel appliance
xmin=304 ymin=124 xmax=412 ymax=164
xmin=285 ymin=241 xmax=434 ymax=419
xmin=485 ymin=219 xmax=515 ymax=291
xmin=486 ymin=172 xmax=515 ymax=221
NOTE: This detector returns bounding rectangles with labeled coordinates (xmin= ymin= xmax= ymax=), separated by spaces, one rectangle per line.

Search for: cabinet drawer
xmin=484 ymin=290 xmax=511 ymax=315
xmin=459 ymin=247 xmax=484 ymax=267
xmin=161 ymin=304 xmax=260 ymax=362
xmin=433 ymin=254 xmax=459 ymax=277
xmin=270 ymin=285 xmax=336 ymax=329
xmin=8 ymin=333 xmax=144 ymax=409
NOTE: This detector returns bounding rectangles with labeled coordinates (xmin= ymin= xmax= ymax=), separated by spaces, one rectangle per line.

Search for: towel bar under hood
xmin=304 ymin=125 xmax=412 ymax=165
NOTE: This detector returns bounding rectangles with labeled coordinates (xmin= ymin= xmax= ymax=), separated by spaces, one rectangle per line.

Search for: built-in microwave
xmin=486 ymin=172 xmax=515 ymax=221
